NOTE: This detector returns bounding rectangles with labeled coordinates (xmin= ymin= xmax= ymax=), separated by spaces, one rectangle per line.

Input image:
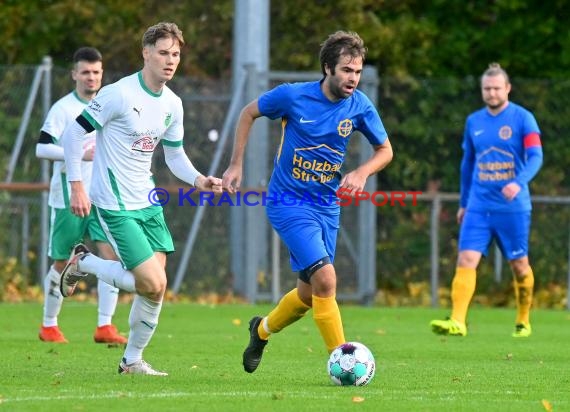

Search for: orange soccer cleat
xmin=94 ymin=324 xmax=128 ymax=344
xmin=39 ymin=325 xmax=69 ymax=343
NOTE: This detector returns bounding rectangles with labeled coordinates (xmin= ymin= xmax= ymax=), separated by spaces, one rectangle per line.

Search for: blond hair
xmin=481 ymin=62 xmax=510 ymax=84
xmin=142 ymin=22 xmax=185 ymax=48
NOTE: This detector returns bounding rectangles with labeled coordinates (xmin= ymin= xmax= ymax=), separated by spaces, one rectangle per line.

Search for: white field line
xmin=1 ymin=391 xmax=342 ymax=403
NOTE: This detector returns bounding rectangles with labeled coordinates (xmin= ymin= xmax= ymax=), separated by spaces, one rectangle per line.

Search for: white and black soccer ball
xmin=327 ymin=342 xmax=375 ymax=386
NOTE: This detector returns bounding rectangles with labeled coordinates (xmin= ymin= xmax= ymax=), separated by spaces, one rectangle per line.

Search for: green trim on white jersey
xmin=82 ymin=109 xmax=102 ymax=130
xmin=161 ymin=139 xmax=183 ymax=147
xmin=72 ymin=89 xmax=90 ymax=104
xmin=138 ymin=71 xmax=162 ymax=97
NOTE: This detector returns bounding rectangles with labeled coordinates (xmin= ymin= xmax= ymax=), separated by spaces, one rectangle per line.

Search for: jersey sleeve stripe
xmin=81 ymin=110 xmax=102 ymax=130
xmin=523 ymin=132 xmax=541 ymax=148
xmin=162 ymin=139 xmax=183 ymax=147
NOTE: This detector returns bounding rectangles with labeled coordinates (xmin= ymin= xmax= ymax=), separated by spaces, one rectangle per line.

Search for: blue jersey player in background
xmin=431 ymin=63 xmax=543 ymax=338
xmin=223 ymin=31 xmax=393 ymax=373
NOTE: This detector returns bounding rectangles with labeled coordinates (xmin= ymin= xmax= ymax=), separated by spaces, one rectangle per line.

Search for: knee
xmin=136 ymin=276 xmax=167 ymax=300
xmin=510 ymin=259 xmax=530 ymax=279
xmin=456 ymin=252 xmax=480 ymax=268
xmin=311 ymin=267 xmax=336 ymax=297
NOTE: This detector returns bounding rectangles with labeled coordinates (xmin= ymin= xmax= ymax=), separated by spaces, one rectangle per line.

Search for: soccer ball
xmin=327 ymin=342 xmax=375 ymax=386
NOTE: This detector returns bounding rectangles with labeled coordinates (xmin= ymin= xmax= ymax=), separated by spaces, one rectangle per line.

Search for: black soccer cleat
xmin=242 ymin=316 xmax=268 ymax=373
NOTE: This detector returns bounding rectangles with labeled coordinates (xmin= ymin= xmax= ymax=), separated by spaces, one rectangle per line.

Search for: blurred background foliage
xmin=1 ymin=0 xmax=568 ymax=78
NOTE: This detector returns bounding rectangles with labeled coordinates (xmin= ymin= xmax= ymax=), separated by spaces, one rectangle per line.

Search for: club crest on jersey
xmin=499 ymin=125 xmax=512 ymax=140
xmin=165 ymin=112 xmax=172 ymax=127
xmin=132 ymin=136 xmax=156 ymax=152
xmin=337 ymin=119 xmax=353 ymax=138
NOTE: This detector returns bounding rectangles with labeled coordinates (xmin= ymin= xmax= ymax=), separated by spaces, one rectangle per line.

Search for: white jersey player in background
xmin=36 ymin=47 xmax=127 ymax=345
xmin=60 ymin=22 xmax=222 ymax=375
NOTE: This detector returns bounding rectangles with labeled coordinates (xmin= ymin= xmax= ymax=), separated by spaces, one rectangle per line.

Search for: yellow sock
xmin=450 ymin=267 xmax=477 ymax=324
xmin=514 ymin=267 xmax=534 ymax=325
xmin=312 ymin=294 xmax=345 ymax=353
xmin=257 ymin=288 xmax=310 ymax=340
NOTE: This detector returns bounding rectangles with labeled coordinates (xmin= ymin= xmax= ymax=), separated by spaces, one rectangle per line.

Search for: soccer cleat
xmin=59 ymin=243 xmax=91 ymax=297
xmin=118 ymin=358 xmax=168 ymax=376
xmin=39 ymin=325 xmax=69 ymax=343
xmin=512 ymin=323 xmax=532 ymax=338
xmin=430 ymin=317 xmax=467 ymax=336
xmin=242 ymin=316 xmax=268 ymax=373
xmin=94 ymin=324 xmax=128 ymax=344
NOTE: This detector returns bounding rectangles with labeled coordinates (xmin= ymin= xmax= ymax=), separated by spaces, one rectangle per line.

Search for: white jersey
xmin=41 ymin=91 xmax=96 ymax=208
xmin=82 ymin=72 xmax=184 ymax=210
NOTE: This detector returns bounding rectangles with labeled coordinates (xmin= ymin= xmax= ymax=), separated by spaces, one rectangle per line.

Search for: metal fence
xmin=1 ymin=61 xmax=569 ymax=307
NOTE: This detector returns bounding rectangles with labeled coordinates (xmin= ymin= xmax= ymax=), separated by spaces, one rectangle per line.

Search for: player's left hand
xmin=339 ymin=170 xmax=367 ymax=197
xmin=502 ymin=182 xmax=521 ymax=201
xmin=195 ymin=175 xmax=223 ymax=194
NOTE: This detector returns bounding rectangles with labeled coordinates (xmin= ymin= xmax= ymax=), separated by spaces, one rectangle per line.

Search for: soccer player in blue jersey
xmin=431 ymin=63 xmax=543 ymax=338
xmin=222 ymin=31 xmax=393 ymax=373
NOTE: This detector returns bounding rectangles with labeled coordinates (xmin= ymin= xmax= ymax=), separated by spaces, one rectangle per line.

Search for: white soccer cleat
xmin=59 ymin=243 xmax=90 ymax=297
xmin=118 ymin=358 xmax=168 ymax=376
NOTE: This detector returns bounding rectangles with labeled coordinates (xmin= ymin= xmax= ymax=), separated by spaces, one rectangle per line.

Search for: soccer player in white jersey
xmin=60 ymin=22 xmax=222 ymax=376
xmin=36 ymin=47 xmax=127 ymax=345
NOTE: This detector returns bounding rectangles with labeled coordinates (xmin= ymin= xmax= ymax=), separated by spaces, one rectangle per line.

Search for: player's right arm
xmin=36 ymin=131 xmax=65 ymax=160
xmin=62 ymin=114 xmax=94 ymax=217
xmin=222 ymin=99 xmax=262 ymax=193
xmin=36 ymin=102 xmax=67 ymax=161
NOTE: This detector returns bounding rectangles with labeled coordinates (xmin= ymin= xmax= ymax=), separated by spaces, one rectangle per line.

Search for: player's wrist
xmin=193 ymin=174 xmax=205 ymax=188
xmin=69 ymin=180 xmax=85 ymax=192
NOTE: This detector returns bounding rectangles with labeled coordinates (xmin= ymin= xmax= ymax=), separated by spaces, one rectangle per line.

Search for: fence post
xmin=357 ymin=65 xmax=379 ymax=305
xmin=430 ymin=194 xmax=441 ymax=307
xmin=39 ymin=56 xmax=52 ymax=283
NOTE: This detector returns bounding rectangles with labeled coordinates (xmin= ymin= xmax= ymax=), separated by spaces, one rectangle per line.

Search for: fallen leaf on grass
xmin=542 ymin=399 xmax=553 ymax=411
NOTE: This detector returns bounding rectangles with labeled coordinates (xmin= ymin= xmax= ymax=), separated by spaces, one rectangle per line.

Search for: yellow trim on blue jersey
xmin=478 ymin=146 xmax=515 ymax=158
xmin=295 ymin=144 xmax=344 ymax=157
xmin=276 ymin=118 xmax=287 ymax=162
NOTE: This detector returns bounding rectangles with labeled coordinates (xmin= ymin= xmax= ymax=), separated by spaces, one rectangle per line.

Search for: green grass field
xmin=0 ymin=302 xmax=568 ymax=411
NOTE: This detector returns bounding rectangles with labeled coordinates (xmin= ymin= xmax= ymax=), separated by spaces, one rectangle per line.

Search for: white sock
xmin=97 ymin=280 xmax=120 ymax=327
xmin=123 ymin=295 xmax=162 ymax=364
xmin=42 ymin=265 xmax=62 ymax=327
xmin=79 ymin=254 xmax=136 ymax=293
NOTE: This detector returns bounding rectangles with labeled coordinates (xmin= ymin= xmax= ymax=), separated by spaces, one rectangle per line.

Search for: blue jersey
xmin=259 ymin=81 xmax=388 ymax=211
xmin=460 ymin=102 xmax=542 ymax=213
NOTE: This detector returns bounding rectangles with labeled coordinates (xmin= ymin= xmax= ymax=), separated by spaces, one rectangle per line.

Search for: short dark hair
xmin=142 ymin=22 xmax=185 ymax=48
xmin=73 ymin=47 xmax=102 ymax=64
xmin=319 ymin=31 xmax=367 ymax=76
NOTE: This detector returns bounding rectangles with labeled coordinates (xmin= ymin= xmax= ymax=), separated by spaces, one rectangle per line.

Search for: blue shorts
xmin=458 ymin=210 xmax=531 ymax=260
xmin=266 ymin=205 xmax=339 ymax=273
